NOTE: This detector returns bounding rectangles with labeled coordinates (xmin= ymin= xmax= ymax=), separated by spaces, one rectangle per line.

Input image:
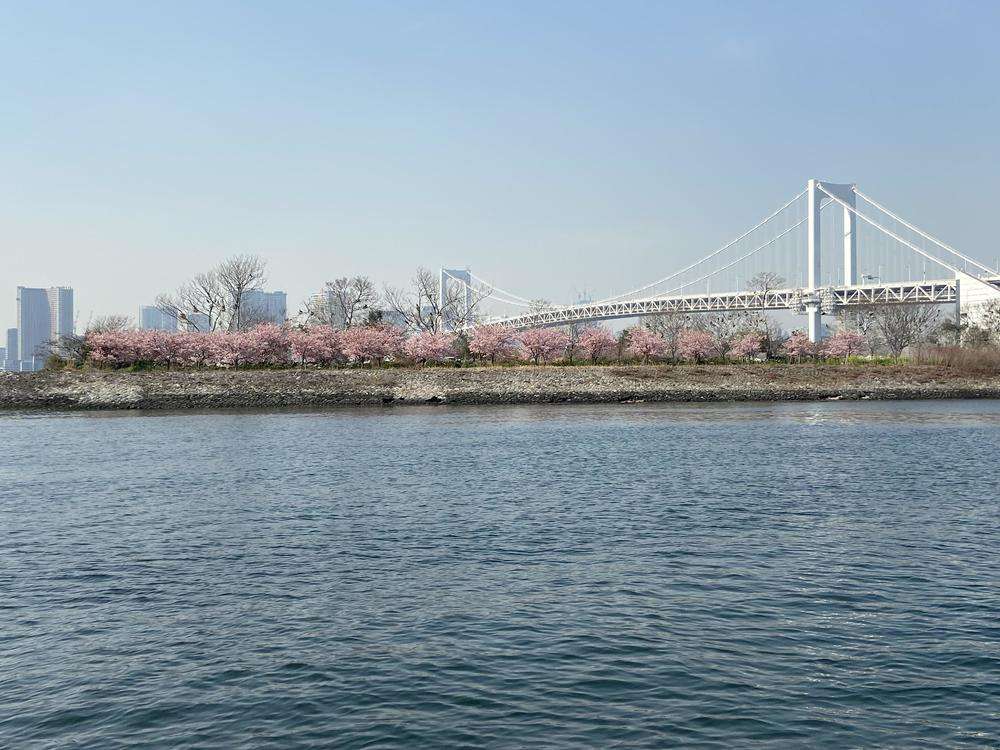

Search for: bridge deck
xmin=481 ymin=279 xmax=965 ymax=331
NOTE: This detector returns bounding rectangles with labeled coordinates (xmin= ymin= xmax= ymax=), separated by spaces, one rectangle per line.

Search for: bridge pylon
xmin=806 ymin=179 xmax=858 ymax=342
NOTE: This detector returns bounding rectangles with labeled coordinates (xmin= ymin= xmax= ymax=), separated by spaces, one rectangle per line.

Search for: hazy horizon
xmin=4 ymin=1 xmax=1000 ymax=331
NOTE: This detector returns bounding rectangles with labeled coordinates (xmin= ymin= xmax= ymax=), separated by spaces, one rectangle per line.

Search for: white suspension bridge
xmin=441 ymin=179 xmax=1000 ymax=342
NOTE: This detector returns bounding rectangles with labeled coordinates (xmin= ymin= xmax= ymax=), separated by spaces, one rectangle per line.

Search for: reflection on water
xmin=2 ymin=400 xmax=999 ymax=748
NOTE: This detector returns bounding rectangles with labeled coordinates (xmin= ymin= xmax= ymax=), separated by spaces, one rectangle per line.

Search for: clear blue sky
xmin=2 ymin=1 xmax=999 ymax=328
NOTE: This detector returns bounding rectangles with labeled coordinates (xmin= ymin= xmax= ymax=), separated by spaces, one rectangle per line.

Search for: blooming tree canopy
xmin=468 ymin=325 xmax=519 ymax=364
xmin=289 ymin=326 xmax=342 ymax=365
xmin=676 ymin=329 xmax=714 ymax=362
xmin=340 ymin=325 xmax=405 ymax=365
xmin=728 ymin=333 xmax=763 ymax=361
xmin=627 ymin=327 xmax=667 ymax=362
xmin=576 ymin=327 xmax=617 ymax=363
xmin=782 ymin=331 xmax=815 ymax=361
xmin=823 ymin=330 xmax=865 ymax=363
xmin=403 ymin=331 xmax=456 ymax=364
xmin=517 ymin=328 xmax=570 ymax=364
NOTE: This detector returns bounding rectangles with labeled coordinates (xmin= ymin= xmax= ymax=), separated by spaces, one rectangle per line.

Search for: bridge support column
xmin=806 ymin=180 xmax=825 ymax=343
xmin=806 ymin=304 xmax=822 ymax=343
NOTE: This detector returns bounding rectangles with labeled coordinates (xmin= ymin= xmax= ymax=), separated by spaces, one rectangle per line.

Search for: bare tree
xmin=698 ymin=311 xmax=751 ymax=357
xmin=748 ymin=271 xmax=787 ymax=294
xmin=305 ymin=276 xmax=379 ymax=329
xmin=837 ymin=307 xmax=885 ymax=356
xmin=528 ymin=299 xmax=554 ymax=315
xmin=871 ymin=304 xmax=941 ymax=358
xmin=644 ymin=310 xmax=690 ymax=360
xmin=978 ymin=299 xmax=1000 ymax=344
xmin=156 ymin=255 xmax=267 ymax=332
xmin=383 ymin=267 xmax=490 ymax=332
xmin=157 ymin=270 xmax=227 ymax=332
xmin=88 ymin=315 xmax=133 ymax=333
xmin=217 ymin=254 xmax=268 ymax=330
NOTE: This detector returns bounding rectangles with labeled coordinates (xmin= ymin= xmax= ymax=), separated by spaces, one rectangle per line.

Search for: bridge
xmin=442 ymin=179 xmax=1000 ymax=341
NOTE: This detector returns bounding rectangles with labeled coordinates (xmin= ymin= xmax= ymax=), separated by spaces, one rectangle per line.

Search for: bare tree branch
xmin=383 ymin=267 xmax=491 ymax=332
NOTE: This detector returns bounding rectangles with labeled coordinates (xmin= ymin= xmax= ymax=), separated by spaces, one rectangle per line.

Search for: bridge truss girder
xmin=479 ymin=280 xmax=960 ymax=332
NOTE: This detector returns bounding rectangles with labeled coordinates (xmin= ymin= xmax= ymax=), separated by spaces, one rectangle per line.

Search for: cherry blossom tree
xmin=823 ymin=330 xmax=865 ymax=363
xmin=576 ymin=327 xmax=617 ymax=363
xmin=627 ymin=327 xmax=667 ymax=363
xmin=728 ymin=333 xmax=762 ymax=361
xmin=782 ymin=331 xmax=815 ymax=362
xmin=239 ymin=324 xmax=290 ymax=367
xmin=340 ymin=325 xmax=404 ymax=366
xmin=181 ymin=332 xmax=221 ymax=367
xmin=403 ymin=331 xmax=457 ymax=365
xmin=289 ymin=326 xmax=341 ymax=366
xmin=676 ymin=329 xmax=714 ymax=363
xmin=518 ymin=328 xmax=570 ymax=364
xmin=468 ymin=325 xmax=519 ymax=364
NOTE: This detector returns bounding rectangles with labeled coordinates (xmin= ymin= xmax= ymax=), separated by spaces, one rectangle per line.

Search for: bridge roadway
xmin=479 ymin=278 xmax=975 ymax=331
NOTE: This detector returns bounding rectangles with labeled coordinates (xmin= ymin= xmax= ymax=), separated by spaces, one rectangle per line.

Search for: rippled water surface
xmin=2 ymin=401 xmax=1000 ymax=748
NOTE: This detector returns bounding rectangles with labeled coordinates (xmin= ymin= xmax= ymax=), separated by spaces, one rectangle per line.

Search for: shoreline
xmin=2 ymin=365 xmax=1000 ymax=411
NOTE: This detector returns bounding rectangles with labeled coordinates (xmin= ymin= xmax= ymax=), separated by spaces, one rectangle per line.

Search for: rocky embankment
xmin=2 ymin=365 xmax=1000 ymax=410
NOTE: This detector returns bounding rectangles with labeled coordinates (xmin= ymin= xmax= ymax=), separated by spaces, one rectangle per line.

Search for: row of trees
xmin=79 ymin=320 xmax=876 ymax=370
xmin=153 ymin=255 xmax=489 ymax=334
xmin=66 ymin=255 xmax=1000 ymax=366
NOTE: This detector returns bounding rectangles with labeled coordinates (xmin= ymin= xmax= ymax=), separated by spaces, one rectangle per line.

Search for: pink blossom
xmin=823 ymin=330 xmax=865 ymax=363
xmin=468 ymin=325 xmax=519 ymax=364
xmin=180 ymin=332 xmax=221 ymax=367
xmin=728 ymin=333 xmax=762 ymax=361
xmin=627 ymin=327 xmax=667 ymax=362
xmin=517 ymin=328 xmax=570 ymax=364
xmin=403 ymin=332 xmax=456 ymax=365
xmin=782 ymin=331 xmax=815 ymax=361
xmin=576 ymin=327 xmax=617 ymax=363
xmin=340 ymin=325 xmax=404 ymax=365
xmin=238 ymin=324 xmax=290 ymax=367
xmin=676 ymin=329 xmax=714 ymax=363
xmin=290 ymin=326 xmax=342 ymax=365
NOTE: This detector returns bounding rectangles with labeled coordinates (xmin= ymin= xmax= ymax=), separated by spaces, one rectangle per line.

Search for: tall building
xmin=48 ymin=287 xmax=74 ymax=339
xmin=308 ymin=290 xmax=347 ymax=328
xmin=240 ymin=289 xmax=287 ymax=326
xmin=17 ymin=287 xmax=52 ymax=370
xmin=4 ymin=328 xmax=17 ymax=371
xmin=139 ymin=305 xmax=178 ymax=332
xmin=180 ymin=312 xmax=211 ymax=332
xmin=16 ymin=286 xmax=74 ymax=371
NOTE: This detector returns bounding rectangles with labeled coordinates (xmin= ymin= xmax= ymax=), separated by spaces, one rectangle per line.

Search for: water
xmin=2 ymin=401 xmax=1000 ymax=748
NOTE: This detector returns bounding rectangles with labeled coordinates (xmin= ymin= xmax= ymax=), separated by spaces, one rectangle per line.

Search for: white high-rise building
xmin=15 ymin=286 xmax=74 ymax=371
xmin=139 ymin=305 xmax=178 ymax=332
xmin=48 ymin=287 xmax=74 ymax=340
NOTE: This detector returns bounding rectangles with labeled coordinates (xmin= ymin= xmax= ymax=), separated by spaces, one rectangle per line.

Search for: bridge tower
xmin=806 ymin=179 xmax=858 ymax=342
xmin=439 ymin=268 xmax=473 ymax=331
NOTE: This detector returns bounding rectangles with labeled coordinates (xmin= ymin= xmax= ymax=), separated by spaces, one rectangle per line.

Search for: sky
xmin=3 ymin=0 xmax=1000 ymax=330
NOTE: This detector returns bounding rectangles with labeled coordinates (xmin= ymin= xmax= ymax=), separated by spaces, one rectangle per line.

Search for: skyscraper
xmin=179 ymin=312 xmax=211 ymax=332
xmin=17 ymin=287 xmax=52 ymax=370
xmin=16 ymin=286 xmax=74 ymax=371
xmin=47 ymin=287 xmax=74 ymax=340
xmin=139 ymin=305 xmax=178 ymax=332
xmin=240 ymin=289 xmax=287 ymax=326
xmin=4 ymin=328 xmax=17 ymax=371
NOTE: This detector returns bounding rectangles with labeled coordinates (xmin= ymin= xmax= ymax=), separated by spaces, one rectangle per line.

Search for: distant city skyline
xmin=4 ymin=2 xmax=1000 ymax=332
